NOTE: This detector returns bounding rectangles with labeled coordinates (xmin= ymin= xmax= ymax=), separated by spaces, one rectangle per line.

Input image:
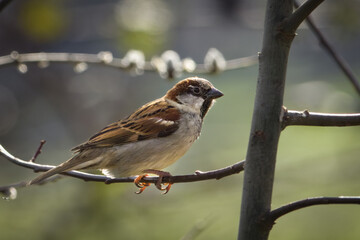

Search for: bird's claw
xmin=154 ymin=181 xmax=172 ymax=194
xmin=160 ymin=183 xmax=172 ymax=194
xmin=134 ymin=174 xmax=150 ymax=194
xmin=133 ymin=170 xmax=173 ymax=194
xmin=135 ymin=186 xmax=149 ymax=194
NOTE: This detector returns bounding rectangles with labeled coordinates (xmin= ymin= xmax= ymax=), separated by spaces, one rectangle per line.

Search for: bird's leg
xmin=142 ymin=169 xmax=173 ymax=194
xmin=134 ymin=174 xmax=150 ymax=194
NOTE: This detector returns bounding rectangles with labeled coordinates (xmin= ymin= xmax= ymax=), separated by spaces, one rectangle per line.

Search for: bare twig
xmin=29 ymin=140 xmax=46 ymax=163
xmin=281 ymin=108 xmax=360 ymax=129
xmin=0 ymin=181 xmax=25 ymax=200
xmin=0 ymin=144 xmax=245 ymax=187
xmin=0 ymin=181 xmax=27 ymax=192
xmin=0 ymin=175 xmax=64 ymax=199
xmin=0 ymin=51 xmax=258 ymax=79
xmin=294 ymin=0 xmax=360 ymax=95
xmin=284 ymin=0 xmax=324 ymax=33
xmin=268 ymin=196 xmax=360 ymax=222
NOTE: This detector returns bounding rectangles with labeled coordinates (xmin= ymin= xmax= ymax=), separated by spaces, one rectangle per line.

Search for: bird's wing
xmin=72 ymin=99 xmax=180 ymax=152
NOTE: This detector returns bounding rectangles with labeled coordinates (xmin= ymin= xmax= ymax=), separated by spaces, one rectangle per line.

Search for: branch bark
xmin=238 ymin=0 xmax=295 ymax=239
xmin=268 ymin=196 xmax=360 ymax=222
xmin=284 ymin=0 xmax=324 ymax=33
xmin=0 ymin=144 xmax=245 ymax=188
xmin=238 ymin=0 xmax=326 ymax=239
xmin=282 ymin=109 xmax=360 ymax=129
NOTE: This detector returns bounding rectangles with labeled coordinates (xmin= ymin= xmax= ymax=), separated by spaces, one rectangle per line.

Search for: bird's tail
xmin=27 ymin=159 xmax=79 ymax=186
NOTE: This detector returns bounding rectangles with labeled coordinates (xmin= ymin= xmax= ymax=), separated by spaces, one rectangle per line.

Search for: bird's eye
xmin=191 ymin=86 xmax=201 ymax=95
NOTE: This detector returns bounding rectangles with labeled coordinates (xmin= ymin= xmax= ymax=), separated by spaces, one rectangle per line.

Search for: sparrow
xmin=28 ymin=77 xmax=223 ymax=193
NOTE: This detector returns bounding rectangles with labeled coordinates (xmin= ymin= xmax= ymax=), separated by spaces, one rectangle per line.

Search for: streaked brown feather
xmin=72 ymin=98 xmax=180 ymax=152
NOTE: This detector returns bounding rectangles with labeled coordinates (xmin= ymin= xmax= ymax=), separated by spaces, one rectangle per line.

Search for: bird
xmin=28 ymin=77 xmax=223 ymax=193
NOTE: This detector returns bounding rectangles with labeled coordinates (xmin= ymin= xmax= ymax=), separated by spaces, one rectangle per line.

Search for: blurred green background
xmin=0 ymin=0 xmax=359 ymax=239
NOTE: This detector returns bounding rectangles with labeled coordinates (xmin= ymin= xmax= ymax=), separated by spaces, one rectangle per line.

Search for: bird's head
xmin=165 ymin=77 xmax=223 ymax=118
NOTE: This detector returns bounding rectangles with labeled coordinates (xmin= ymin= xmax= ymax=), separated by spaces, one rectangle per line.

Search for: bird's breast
xmin=177 ymin=112 xmax=203 ymax=143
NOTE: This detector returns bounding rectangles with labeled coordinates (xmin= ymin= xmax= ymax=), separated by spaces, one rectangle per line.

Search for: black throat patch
xmin=200 ymin=99 xmax=213 ymax=119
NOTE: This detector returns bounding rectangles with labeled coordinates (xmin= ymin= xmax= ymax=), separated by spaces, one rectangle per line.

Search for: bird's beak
xmin=206 ymin=87 xmax=224 ymax=99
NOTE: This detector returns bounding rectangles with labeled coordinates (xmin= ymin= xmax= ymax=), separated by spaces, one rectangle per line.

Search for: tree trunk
xmin=238 ymin=0 xmax=294 ymax=239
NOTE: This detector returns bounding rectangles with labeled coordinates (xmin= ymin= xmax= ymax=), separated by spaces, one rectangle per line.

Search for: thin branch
xmin=0 ymin=181 xmax=25 ymax=200
xmin=268 ymin=196 xmax=360 ymax=222
xmin=281 ymin=108 xmax=360 ymax=129
xmin=0 ymin=144 xmax=245 ymax=187
xmin=0 ymin=175 xmax=65 ymax=199
xmin=0 ymin=51 xmax=258 ymax=79
xmin=0 ymin=181 xmax=27 ymax=192
xmin=284 ymin=0 xmax=324 ymax=33
xmin=294 ymin=0 xmax=360 ymax=95
xmin=0 ymin=0 xmax=14 ymax=13
xmin=29 ymin=140 xmax=46 ymax=163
